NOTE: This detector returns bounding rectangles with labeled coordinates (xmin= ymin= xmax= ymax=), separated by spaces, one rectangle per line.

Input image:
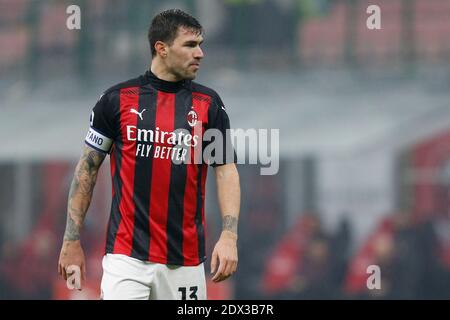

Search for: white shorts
xmin=100 ymin=254 xmax=207 ymax=300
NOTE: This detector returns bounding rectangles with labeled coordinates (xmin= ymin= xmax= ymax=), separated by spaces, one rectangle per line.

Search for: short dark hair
xmin=148 ymin=9 xmax=203 ymax=58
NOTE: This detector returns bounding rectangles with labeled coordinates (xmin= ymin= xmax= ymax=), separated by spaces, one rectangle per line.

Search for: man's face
xmin=165 ymin=26 xmax=204 ymax=80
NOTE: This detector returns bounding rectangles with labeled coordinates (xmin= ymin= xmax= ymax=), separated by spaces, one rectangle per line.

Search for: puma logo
xmin=130 ymin=108 xmax=146 ymax=120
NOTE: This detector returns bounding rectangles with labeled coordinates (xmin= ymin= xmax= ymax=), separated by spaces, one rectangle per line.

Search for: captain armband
xmin=85 ymin=127 xmax=113 ymax=153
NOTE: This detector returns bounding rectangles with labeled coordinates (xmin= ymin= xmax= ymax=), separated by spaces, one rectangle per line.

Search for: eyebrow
xmin=184 ymin=40 xmax=204 ymax=45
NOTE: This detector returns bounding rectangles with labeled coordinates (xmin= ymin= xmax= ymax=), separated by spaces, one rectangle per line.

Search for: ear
xmin=154 ymin=41 xmax=168 ymax=58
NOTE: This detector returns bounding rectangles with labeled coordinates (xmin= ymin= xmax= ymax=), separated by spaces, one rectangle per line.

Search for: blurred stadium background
xmin=1 ymin=0 xmax=450 ymax=299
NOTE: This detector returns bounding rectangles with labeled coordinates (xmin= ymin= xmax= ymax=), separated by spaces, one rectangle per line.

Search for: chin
xmin=184 ymin=73 xmax=197 ymax=80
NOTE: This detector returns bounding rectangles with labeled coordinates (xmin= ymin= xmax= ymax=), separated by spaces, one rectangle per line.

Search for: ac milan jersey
xmin=85 ymin=70 xmax=235 ymax=266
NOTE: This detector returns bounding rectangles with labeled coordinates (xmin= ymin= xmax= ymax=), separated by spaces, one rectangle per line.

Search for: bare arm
xmin=64 ymin=145 xmax=106 ymax=240
xmin=58 ymin=145 xmax=106 ymax=281
xmin=211 ymin=163 xmax=240 ymax=282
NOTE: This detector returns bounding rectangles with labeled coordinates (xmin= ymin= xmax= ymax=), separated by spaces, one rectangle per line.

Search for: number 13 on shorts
xmin=178 ymin=286 xmax=199 ymax=300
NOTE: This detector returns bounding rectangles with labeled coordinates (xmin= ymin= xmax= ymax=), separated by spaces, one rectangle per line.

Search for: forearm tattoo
xmin=63 ymin=147 xmax=106 ymax=241
xmin=222 ymin=215 xmax=238 ymax=235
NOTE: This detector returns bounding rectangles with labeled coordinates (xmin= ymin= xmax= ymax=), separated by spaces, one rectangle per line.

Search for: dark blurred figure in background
xmin=262 ymin=212 xmax=351 ymax=299
xmin=328 ymin=216 xmax=352 ymax=296
xmin=413 ymin=213 xmax=448 ymax=299
xmin=346 ymin=211 xmax=447 ymax=300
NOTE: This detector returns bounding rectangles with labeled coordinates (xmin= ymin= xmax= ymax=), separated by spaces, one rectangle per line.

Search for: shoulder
xmin=190 ymin=81 xmax=224 ymax=108
xmin=92 ymin=75 xmax=145 ymax=117
xmin=101 ymin=74 xmax=146 ymax=101
xmin=190 ymin=81 xmax=231 ymax=127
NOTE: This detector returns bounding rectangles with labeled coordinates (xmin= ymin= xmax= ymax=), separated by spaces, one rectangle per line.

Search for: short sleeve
xmin=207 ymin=95 xmax=237 ymax=167
xmin=84 ymin=93 xmax=115 ymax=153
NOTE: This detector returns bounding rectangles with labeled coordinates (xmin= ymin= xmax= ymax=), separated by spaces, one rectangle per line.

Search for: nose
xmin=194 ymin=46 xmax=204 ymax=60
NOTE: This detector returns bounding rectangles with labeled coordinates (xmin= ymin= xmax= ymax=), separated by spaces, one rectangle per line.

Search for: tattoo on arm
xmin=222 ymin=215 xmax=238 ymax=235
xmin=63 ymin=146 xmax=106 ymax=241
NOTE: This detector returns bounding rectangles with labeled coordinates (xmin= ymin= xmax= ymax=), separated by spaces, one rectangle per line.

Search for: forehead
xmin=174 ymin=26 xmax=203 ymax=43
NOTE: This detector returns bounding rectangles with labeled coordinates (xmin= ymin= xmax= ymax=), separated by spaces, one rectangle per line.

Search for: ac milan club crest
xmin=187 ymin=109 xmax=198 ymax=127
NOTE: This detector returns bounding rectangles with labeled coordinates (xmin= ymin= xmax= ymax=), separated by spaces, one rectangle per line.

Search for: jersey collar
xmin=144 ymin=70 xmax=191 ymax=93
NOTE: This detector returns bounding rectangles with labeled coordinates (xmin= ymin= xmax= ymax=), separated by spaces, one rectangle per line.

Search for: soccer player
xmin=57 ymin=9 xmax=240 ymax=300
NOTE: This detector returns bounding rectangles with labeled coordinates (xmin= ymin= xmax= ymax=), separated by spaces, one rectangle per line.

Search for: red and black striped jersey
xmin=85 ymin=70 xmax=236 ymax=266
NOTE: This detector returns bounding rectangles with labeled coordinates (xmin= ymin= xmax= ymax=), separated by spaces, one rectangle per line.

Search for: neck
xmin=150 ymin=59 xmax=181 ymax=82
